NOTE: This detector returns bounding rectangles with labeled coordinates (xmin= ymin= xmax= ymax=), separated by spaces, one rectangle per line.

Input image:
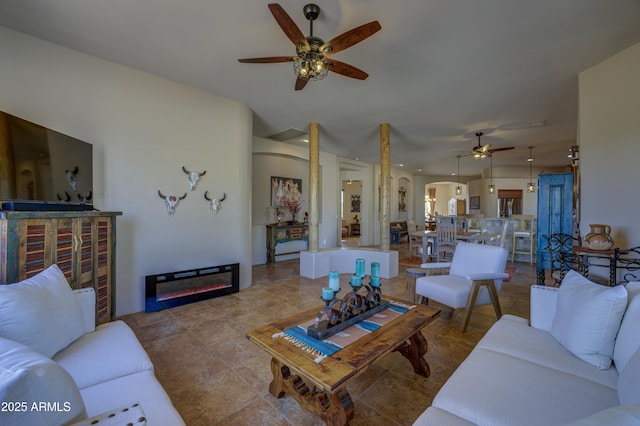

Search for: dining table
xmin=409 ymin=230 xmax=437 ymax=263
xmin=409 ymin=230 xmax=500 ymax=263
xmin=456 ymin=232 xmax=499 ymax=244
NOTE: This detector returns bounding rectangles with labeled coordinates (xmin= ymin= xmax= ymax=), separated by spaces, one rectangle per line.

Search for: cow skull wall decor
xmin=77 ymin=191 xmax=93 ymax=203
xmin=57 ymin=191 xmax=71 ymax=202
xmin=182 ymin=166 xmax=206 ymax=191
xmin=158 ymin=190 xmax=187 ymax=216
xmin=204 ymin=191 xmax=226 ymax=214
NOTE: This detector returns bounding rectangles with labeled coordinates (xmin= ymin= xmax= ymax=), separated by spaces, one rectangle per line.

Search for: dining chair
xmin=416 ymin=241 xmax=509 ymax=332
xmin=409 ymin=224 xmax=428 ymax=260
xmin=511 ymin=215 xmax=536 ymax=264
xmin=475 ymin=218 xmax=509 ymax=248
xmin=435 ymin=216 xmax=458 ymax=262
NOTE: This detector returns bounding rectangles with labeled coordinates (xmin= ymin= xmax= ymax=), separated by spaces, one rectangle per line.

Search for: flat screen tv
xmin=0 ymin=111 xmax=93 ymax=211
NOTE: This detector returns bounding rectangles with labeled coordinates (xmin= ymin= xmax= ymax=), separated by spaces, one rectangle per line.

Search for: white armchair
xmin=416 ymin=241 xmax=509 ymax=332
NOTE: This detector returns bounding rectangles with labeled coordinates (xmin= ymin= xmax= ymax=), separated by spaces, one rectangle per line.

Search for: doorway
xmin=342 ymin=180 xmax=362 ymax=245
xmin=457 ymin=199 xmax=466 ymax=216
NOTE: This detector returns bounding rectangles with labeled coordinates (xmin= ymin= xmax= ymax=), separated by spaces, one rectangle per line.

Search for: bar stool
xmin=511 ymin=216 xmax=536 ymax=264
xmin=405 ymin=268 xmax=427 ymax=303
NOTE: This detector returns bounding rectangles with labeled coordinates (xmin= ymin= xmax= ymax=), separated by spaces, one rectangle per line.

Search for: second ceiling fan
xmin=238 ymin=3 xmax=381 ymax=91
xmin=471 ymin=132 xmax=514 ymax=159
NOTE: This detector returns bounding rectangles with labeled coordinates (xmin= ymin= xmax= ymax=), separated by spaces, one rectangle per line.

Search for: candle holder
xmin=307 ymin=276 xmax=390 ymax=340
xmin=314 ymin=292 xmax=344 ymax=331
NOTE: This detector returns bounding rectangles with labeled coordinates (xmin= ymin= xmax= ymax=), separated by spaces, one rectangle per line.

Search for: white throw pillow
xmin=0 ymin=264 xmax=86 ymax=357
xmin=551 ymin=270 xmax=628 ymax=369
xmin=0 ymin=336 xmax=87 ymax=425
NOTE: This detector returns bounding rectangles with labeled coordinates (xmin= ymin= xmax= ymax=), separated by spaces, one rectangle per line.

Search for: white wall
xmin=579 ymin=41 xmax=640 ymax=248
xmin=252 ymin=136 xmax=339 ymax=262
xmin=0 ymin=27 xmax=253 ymax=316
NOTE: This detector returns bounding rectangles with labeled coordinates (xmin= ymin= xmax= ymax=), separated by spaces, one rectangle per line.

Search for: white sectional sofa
xmin=0 ymin=264 xmax=184 ymax=425
xmin=414 ymin=270 xmax=640 ymax=425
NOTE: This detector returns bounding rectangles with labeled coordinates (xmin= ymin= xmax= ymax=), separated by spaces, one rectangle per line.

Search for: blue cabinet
xmin=536 ymin=172 xmax=574 ymax=284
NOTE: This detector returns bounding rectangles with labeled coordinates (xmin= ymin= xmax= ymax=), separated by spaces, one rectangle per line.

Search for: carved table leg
xmin=269 ymin=357 xmax=287 ymax=398
xmin=393 ymin=331 xmax=430 ymax=377
xmin=268 ymin=358 xmax=355 ymax=425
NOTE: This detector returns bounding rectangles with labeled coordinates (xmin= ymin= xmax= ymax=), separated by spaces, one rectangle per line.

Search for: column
xmin=380 ymin=123 xmax=391 ymax=251
xmin=308 ymin=122 xmax=320 ymax=252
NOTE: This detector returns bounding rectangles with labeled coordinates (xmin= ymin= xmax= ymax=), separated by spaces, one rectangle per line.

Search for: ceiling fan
xmin=238 ymin=3 xmax=381 ymax=91
xmin=471 ymin=132 xmax=514 ymax=159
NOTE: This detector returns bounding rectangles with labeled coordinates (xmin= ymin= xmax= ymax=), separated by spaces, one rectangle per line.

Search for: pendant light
xmin=527 ymin=146 xmax=536 ymax=193
xmin=488 ymin=154 xmax=496 ymax=194
xmin=455 ymin=155 xmax=463 ymax=196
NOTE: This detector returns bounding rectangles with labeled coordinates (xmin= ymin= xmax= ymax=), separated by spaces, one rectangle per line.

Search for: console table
xmin=574 ymin=246 xmax=617 ymax=286
xmin=0 ymin=210 xmax=121 ymax=324
xmin=266 ymin=223 xmax=309 ymax=264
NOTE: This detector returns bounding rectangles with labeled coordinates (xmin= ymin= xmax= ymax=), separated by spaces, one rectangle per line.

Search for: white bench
xmin=300 ymin=248 xmax=399 ymax=279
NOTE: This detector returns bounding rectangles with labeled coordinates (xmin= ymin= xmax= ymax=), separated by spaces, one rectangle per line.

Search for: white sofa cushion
xmin=0 ymin=336 xmax=87 ymax=426
xmin=0 ymin=264 xmax=85 ymax=358
xmin=413 ymin=406 xmax=475 ymax=425
xmin=475 ymin=314 xmax=618 ymax=389
xmin=431 ymin=347 xmax=619 ymax=426
xmin=53 ymin=320 xmax=154 ymax=390
xmin=551 ymin=270 xmax=627 ymax=369
xmin=614 ymin=285 xmax=640 ymax=371
xmin=618 ymin=347 xmax=640 ymax=405
xmin=561 ymin=404 xmax=640 ymax=425
xmin=625 ymin=281 xmax=640 ymax=300
xmin=73 ymin=288 xmax=96 ymax=334
xmin=530 ymin=285 xmax=559 ymax=331
xmin=79 ymin=370 xmax=185 ymax=425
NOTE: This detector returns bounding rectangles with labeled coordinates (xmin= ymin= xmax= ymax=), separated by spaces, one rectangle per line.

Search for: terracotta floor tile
xmin=215 ymin=399 xmax=290 ymax=426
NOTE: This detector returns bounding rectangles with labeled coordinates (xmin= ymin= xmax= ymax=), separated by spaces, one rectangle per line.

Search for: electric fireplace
xmin=145 ymin=263 xmax=239 ymax=312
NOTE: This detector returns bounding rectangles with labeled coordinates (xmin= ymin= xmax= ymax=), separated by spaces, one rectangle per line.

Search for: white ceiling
xmin=1 ymin=0 xmax=640 ymax=177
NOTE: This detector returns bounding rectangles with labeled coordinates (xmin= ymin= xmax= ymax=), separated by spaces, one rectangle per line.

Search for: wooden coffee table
xmin=246 ymin=296 xmax=440 ymax=425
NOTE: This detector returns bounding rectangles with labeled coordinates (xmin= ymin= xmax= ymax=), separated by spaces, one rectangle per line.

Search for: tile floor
xmin=121 ymin=240 xmax=535 ymax=425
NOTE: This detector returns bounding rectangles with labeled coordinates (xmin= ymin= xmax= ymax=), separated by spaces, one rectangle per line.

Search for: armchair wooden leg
xmin=461 ymin=282 xmax=481 ymax=333
xmin=461 ymin=280 xmax=503 ymax=333
xmin=485 ymin=280 xmax=503 ymax=320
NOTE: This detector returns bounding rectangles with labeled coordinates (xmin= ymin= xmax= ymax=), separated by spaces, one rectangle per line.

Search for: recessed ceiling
xmin=1 ymin=1 xmax=639 ymax=176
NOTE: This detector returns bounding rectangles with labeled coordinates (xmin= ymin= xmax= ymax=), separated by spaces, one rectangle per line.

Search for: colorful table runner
xmin=274 ymin=301 xmax=414 ymax=363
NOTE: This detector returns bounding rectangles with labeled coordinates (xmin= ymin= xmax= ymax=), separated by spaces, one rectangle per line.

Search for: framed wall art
xmin=351 ymin=194 xmax=361 ymax=212
xmin=271 ymin=176 xmax=302 ymax=207
xmin=398 ymin=187 xmax=407 ymax=212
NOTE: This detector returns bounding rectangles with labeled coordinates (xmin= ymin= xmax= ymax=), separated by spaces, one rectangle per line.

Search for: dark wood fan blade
xmin=268 ymin=3 xmax=310 ymax=52
xmin=295 ymin=77 xmax=309 ymax=91
xmin=488 ymin=146 xmax=515 ymax=153
xmin=320 ymin=21 xmax=381 ymax=56
xmin=238 ymin=56 xmax=296 ymax=63
xmin=326 ymin=60 xmax=369 ymax=80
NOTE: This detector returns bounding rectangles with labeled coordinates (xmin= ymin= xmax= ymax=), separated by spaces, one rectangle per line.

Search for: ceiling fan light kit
xmin=471 ymin=131 xmax=515 ymax=159
xmin=238 ymin=3 xmax=381 ymax=90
